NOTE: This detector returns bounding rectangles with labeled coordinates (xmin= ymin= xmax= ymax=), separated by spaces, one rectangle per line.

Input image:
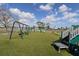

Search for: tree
xmin=0 ymin=9 xmax=12 ymax=32
xmin=46 ymin=23 xmax=50 ymax=30
xmin=36 ymin=21 xmax=45 ymax=32
xmin=32 ymin=26 xmax=35 ymax=32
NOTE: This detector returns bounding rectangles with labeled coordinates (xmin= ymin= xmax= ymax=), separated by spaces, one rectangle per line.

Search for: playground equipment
xmin=53 ymin=25 xmax=79 ymax=54
xmin=9 ymin=21 xmax=29 ymax=40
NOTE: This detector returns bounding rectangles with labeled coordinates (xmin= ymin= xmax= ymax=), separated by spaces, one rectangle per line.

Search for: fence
xmin=61 ymin=30 xmax=69 ymax=39
xmin=69 ymin=27 xmax=79 ymax=40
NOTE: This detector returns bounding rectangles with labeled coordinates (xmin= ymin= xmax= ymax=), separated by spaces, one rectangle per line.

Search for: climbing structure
xmin=53 ymin=25 xmax=79 ymax=53
xmin=69 ymin=25 xmax=79 ymax=45
xmin=61 ymin=25 xmax=79 ymax=46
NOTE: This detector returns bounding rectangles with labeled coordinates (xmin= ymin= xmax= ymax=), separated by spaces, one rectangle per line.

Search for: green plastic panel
xmin=69 ymin=35 xmax=79 ymax=45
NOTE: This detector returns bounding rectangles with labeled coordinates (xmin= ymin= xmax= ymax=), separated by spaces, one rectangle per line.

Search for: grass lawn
xmin=0 ymin=31 xmax=71 ymax=56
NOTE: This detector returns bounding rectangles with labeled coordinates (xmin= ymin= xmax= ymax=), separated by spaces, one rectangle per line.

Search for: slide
xmin=69 ymin=35 xmax=79 ymax=45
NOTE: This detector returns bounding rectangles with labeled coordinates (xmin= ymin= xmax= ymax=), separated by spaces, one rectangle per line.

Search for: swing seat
xmin=19 ymin=32 xmax=24 ymax=35
xmin=19 ymin=33 xmax=21 ymax=35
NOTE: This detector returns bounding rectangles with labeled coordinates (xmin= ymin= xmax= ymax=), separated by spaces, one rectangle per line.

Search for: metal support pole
xmin=9 ymin=21 xmax=29 ymax=40
xmin=60 ymin=27 xmax=63 ymax=40
xmin=18 ymin=23 xmax=23 ymax=39
xmin=22 ymin=25 xmax=24 ymax=31
xmin=9 ymin=21 xmax=16 ymax=40
xmin=58 ymin=48 xmax=60 ymax=53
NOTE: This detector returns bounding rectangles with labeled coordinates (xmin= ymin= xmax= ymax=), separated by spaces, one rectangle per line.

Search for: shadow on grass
xmin=66 ymin=45 xmax=79 ymax=56
xmin=51 ymin=43 xmax=79 ymax=56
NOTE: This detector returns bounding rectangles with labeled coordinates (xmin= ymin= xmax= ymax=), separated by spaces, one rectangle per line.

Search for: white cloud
xmin=58 ymin=12 xmax=78 ymax=24
xmin=9 ymin=8 xmax=21 ymax=15
xmin=39 ymin=4 xmax=54 ymax=11
xmin=62 ymin=12 xmax=78 ymax=19
xmin=41 ymin=14 xmax=59 ymax=24
xmin=59 ymin=4 xmax=71 ymax=13
xmin=9 ymin=8 xmax=37 ymax=26
xmin=69 ymin=18 xmax=78 ymax=23
xmin=55 ymin=11 xmax=58 ymax=15
xmin=41 ymin=12 xmax=79 ymax=28
xmin=9 ymin=8 xmax=35 ymax=19
xmin=40 ymin=4 xmax=79 ymax=28
xmin=58 ymin=4 xmax=79 ymax=24
xmin=9 ymin=4 xmax=79 ymax=28
xmin=19 ymin=12 xmax=35 ymax=19
xmin=19 ymin=18 xmax=37 ymax=26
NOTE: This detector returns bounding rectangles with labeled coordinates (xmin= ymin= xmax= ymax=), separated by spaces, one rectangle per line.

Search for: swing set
xmin=9 ymin=21 xmax=30 ymax=40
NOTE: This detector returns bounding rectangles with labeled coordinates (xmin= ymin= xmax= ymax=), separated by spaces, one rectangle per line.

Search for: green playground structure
xmin=69 ymin=35 xmax=79 ymax=45
xmin=53 ymin=25 xmax=79 ymax=55
xmin=69 ymin=25 xmax=79 ymax=45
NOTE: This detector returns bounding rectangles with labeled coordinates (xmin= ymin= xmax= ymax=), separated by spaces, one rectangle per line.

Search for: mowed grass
xmin=0 ymin=31 xmax=71 ymax=56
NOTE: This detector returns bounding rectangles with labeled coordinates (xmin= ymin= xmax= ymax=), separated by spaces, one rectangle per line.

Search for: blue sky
xmin=0 ymin=3 xmax=79 ymax=28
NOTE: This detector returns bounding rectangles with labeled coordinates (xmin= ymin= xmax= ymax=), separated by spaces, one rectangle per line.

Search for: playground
xmin=0 ymin=3 xmax=79 ymax=56
xmin=0 ymin=11 xmax=79 ymax=56
xmin=0 ymin=28 xmax=71 ymax=56
xmin=0 ymin=23 xmax=79 ymax=56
